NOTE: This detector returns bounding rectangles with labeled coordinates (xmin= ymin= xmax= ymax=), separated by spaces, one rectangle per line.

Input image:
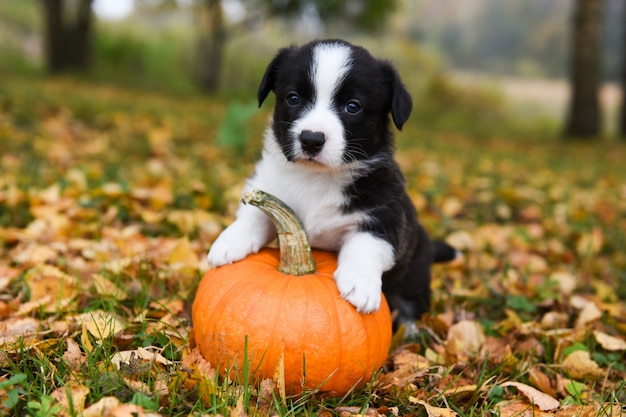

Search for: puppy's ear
xmin=257 ymin=47 xmax=291 ymax=108
xmin=383 ymin=63 xmax=413 ymax=131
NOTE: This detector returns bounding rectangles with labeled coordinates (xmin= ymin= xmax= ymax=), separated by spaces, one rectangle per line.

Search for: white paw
xmin=207 ymin=222 xmax=266 ymax=267
xmin=334 ymin=265 xmax=382 ymax=313
xmin=334 ymin=231 xmax=395 ymax=313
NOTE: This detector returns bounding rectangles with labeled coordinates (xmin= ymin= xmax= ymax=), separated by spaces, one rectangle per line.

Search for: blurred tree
xmin=259 ymin=0 xmax=395 ymax=31
xmin=621 ymin=4 xmax=626 ymax=138
xmin=42 ymin=0 xmax=93 ymax=73
xmin=193 ymin=0 xmax=397 ymax=93
xmin=196 ymin=0 xmax=226 ymax=93
xmin=565 ymin=0 xmax=603 ymax=139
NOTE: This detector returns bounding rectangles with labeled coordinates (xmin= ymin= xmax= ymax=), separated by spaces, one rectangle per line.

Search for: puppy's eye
xmin=345 ymin=100 xmax=362 ymax=114
xmin=286 ymin=92 xmax=300 ymax=106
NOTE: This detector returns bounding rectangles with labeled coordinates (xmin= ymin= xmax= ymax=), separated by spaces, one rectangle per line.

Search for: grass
xmin=0 ymin=71 xmax=625 ymax=416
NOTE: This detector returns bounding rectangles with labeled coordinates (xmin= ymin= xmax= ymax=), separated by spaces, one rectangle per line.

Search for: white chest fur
xmin=244 ymin=133 xmax=367 ymax=251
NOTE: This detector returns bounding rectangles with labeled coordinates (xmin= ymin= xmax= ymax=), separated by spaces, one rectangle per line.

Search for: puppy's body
xmin=208 ymin=39 xmax=433 ymax=324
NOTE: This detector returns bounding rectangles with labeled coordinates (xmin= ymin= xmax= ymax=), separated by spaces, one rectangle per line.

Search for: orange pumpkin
xmin=192 ymin=190 xmax=392 ymax=396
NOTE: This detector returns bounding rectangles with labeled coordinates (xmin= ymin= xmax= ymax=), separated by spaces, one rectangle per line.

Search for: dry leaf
xmin=574 ymin=301 xmax=602 ymax=329
xmin=92 ymin=273 xmax=128 ymax=300
xmin=62 ymin=338 xmax=86 ymax=371
xmin=51 ymin=384 xmax=90 ymax=416
xmin=528 ymin=366 xmax=556 ymax=398
xmin=592 ymin=331 xmax=626 ymax=351
xmin=549 ymin=271 xmax=577 ymax=295
xmin=82 ymin=396 xmax=122 ymax=417
xmin=445 ymin=230 xmax=475 ymax=251
xmin=501 ymin=381 xmax=559 ymax=411
xmin=576 ymin=229 xmax=604 ymax=256
xmin=412 ymin=399 xmax=457 ymax=417
xmin=70 ymin=310 xmax=127 ymax=340
xmin=335 ymin=406 xmax=381 ymax=417
xmin=496 ymin=399 xmax=554 ymax=417
xmin=446 ymin=320 xmax=485 ymax=358
xmin=110 ymin=347 xmax=173 ymax=370
xmin=167 ymin=237 xmax=199 ymax=274
xmin=273 ymin=349 xmax=286 ymax=404
xmin=561 ymin=350 xmax=605 ymax=380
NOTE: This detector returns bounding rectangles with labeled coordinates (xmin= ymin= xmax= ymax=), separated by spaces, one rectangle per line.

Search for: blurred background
xmin=0 ymin=0 xmax=624 ymax=139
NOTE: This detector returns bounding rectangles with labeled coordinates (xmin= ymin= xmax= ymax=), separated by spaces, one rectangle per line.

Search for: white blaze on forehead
xmin=311 ymin=43 xmax=352 ymax=104
xmin=289 ymin=42 xmax=353 ymax=168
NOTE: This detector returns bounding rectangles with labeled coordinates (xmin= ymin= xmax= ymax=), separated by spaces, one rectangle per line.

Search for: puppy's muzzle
xmin=300 ymin=130 xmax=326 ymax=156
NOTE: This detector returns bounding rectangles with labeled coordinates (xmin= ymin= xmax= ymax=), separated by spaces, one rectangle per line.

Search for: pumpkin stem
xmin=242 ymin=189 xmax=316 ymax=276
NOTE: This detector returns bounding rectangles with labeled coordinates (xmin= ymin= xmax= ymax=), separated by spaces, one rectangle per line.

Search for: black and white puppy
xmin=208 ymin=39 xmax=449 ymax=326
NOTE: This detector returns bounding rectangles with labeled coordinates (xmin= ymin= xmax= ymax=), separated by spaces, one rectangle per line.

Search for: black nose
xmin=299 ymin=130 xmax=326 ymax=156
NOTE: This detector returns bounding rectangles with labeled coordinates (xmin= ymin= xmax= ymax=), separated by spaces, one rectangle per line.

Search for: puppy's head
xmin=258 ymin=39 xmax=412 ymax=169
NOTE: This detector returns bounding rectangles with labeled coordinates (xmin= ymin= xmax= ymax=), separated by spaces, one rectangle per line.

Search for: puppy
xmin=208 ymin=39 xmax=450 ymax=326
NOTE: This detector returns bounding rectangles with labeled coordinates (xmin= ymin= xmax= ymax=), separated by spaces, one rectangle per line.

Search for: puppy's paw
xmin=334 ymin=265 xmax=382 ymax=313
xmin=334 ymin=232 xmax=394 ymax=313
xmin=207 ymin=223 xmax=265 ymax=267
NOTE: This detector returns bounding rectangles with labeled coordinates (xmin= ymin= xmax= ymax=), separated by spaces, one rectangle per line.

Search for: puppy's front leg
xmin=334 ymin=231 xmax=395 ymax=313
xmin=207 ymin=204 xmax=275 ymax=267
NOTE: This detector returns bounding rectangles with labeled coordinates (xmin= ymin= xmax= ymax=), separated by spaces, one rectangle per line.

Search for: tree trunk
xmin=620 ymin=2 xmax=626 ymax=139
xmin=565 ymin=0 xmax=603 ymax=139
xmin=43 ymin=0 xmax=94 ymax=73
xmin=196 ymin=0 xmax=226 ymax=93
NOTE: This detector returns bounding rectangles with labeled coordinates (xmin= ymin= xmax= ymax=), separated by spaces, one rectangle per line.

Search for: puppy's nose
xmin=299 ymin=130 xmax=326 ymax=156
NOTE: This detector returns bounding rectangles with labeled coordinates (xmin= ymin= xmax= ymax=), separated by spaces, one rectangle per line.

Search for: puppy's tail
xmin=432 ymin=240 xmax=461 ymax=263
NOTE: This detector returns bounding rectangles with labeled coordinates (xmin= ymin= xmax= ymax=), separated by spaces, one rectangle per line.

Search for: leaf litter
xmin=0 ymin=77 xmax=625 ymax=415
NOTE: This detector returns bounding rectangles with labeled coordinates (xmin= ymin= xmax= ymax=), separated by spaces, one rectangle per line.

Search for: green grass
xmin=0 ymin=71 xmax=625 ymax=416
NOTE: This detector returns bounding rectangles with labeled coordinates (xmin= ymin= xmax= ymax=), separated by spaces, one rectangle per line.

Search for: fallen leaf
xmin=574 ymin=301 xmax=602 ymax=329
xmin=167 ymin=237 xmax=199 ymax=275
xmin=561 ymin=350 xmax=605 ymax=380
xmin=412 ymin=399 xmax=457 ymax=417
xmin=70 ymin=310 xmax=127 ymax=340
xmin=446 ymin=320 xmax=486 ymax=359
xmin=576 ymin=228 xmax=604 ymax=256
xmin=82 ymin=396 xmax=122 ymax=417
xmin=549 ymin=271 xmax=577 ymax=295
xmin=592 ymin=331 xmax=626 ymax=351
xmin=528 ymin=366 xmax=556 ymax=398
xmin=335 ymin=406 xmax=381 ymax=417
xmin=62 ymin=338 xmax=86 ymax=372
xmin=496 ymin=399 xmax=553 ymax=417
xmin=501 ymin=381 xmax=559 ymax=411
xmin=92 ymin=273 xmax=128 ymax=300
xmin=110 ymin=347 xmax=173 ymax=370
xmin=51 ymin=384 xmax=90 ymax=416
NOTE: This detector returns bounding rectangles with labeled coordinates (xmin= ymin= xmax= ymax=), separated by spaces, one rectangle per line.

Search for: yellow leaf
xmin=71 ymin=310 xmax=127 ymax=341
xmin=51 ymin=384 xmax=90 ymax=416
xmin=576 ymin=228 xmax=603 ymax=256
xmin=22 ymin=265 xmax=79 ymax=313
xmin=168 ymin=237 xmax=199 ymax=274
xmin=561 ymin=350 xmax=605 ymax=380
xmin=592 ymin=331 xmax=626 ymax=351
xmin=273 ymin=349 xmax=286 ymax=405
xmin=92 ymin=274 xmax=128 ymax=301
xmin=101 ymin=182 xmax=124 ymax=197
